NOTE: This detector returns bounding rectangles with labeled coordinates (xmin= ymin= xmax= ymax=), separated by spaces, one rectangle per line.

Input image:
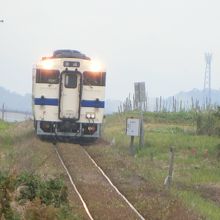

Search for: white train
xmin=32 ymin=50 xmax=106 ymax=139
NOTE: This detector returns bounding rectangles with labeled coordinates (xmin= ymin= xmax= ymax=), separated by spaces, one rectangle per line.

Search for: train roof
xmin=52 ymin=50 xmax=91 ymax=60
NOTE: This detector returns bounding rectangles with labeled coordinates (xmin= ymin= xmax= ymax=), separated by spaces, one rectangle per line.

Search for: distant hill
xmin=172 ymin=88 xmax=220 ymax=106
xmin=122 ymin=88 xmax=220 ymax=112
xmin=0 ymin=86 xmax=121 ymax=114
xmin=105 ymin=99 xmax=121 ymax=114
xmin=157 ymin=88 xmax=220 ymax=111
xmin=170 ymin=89 xmax=220 ymax=107
xmin=108 ymin=89 xmax=220 ymax=112
xmin=2 ymin=86 xmax=219 ymax=114
xmin=0 ymin=87 xmax=32 ymax=112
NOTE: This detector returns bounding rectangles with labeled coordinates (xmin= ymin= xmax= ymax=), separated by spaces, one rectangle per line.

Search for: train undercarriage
xmin=34 ymin=120 xmax=101 ymax=139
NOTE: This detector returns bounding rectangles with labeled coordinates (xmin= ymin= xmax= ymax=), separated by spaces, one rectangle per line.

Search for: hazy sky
xmin=0 ymin=0 xmax=220 ymax=100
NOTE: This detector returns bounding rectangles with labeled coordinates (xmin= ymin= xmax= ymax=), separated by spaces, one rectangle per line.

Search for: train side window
xmin=36 ymin=69 xmax=60 ymax=84
xmin=65 ymin=74 xmax=77 ymax=88
xmin=83 ymin=72 xmax=106 ymax=86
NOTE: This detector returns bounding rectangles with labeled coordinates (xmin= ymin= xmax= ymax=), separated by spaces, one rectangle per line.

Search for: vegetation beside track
xmin=0 ymin=120 xmax=79 ymax=220
xmin=2 ymin=110 xmax=220 ymax=220
xmin=89 ymin=111 xmax=220 ymax=220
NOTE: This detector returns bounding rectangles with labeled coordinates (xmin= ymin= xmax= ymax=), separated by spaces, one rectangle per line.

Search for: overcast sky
xmin=0 ymin=0 xmax=220 ymax=100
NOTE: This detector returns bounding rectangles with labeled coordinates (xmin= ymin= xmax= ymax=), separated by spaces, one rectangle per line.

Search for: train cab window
xmin=36 ymin=69 xmax=59 ymax=84
xmin=83 ymin=72 xmax=106 ymax=86
xmin=65 ymin=74 xmax=77 ymax=88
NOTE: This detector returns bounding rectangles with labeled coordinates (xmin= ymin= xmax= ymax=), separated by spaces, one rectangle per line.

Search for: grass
xmin=0 ymin=120 xmax=80 ymax=220
xmin=2 ymin=114 xmax=220 ymax=219
xmin=102 ymin=111 xmax=220 ymax=219
xmin=0 ymin=120 xmax=13 ymax=148
xmin=178 ymin=190 xmax=220 ymax=220
xmin=0 ymin=119 xmax=10 ymax=131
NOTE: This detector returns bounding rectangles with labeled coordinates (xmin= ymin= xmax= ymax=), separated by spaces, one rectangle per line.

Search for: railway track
xmin=53 ymin=141 xmax=145 ymax=220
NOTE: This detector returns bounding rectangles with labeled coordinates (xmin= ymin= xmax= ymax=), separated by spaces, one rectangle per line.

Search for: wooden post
xmin=2 ymin=103 xmax=5 ymax=121
xmin=191 ymin=96 xmax=194 ymax=110
xmin=139 ymin=104 xmax=144 ymax=148
xmin=130 ymin=136 xmax=135 ymax=155
xmin=145 ymin=96 xmax=148 ymax=112
xmin=159 ymin=96 xmax=162 ymax=112
xmin=156 ymin=98 xmax=158 ymax=112
xmin=164 ymin=147 xmax=175 ymax=190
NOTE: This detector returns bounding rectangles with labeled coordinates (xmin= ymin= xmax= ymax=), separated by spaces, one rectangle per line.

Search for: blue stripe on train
xmin=34 ymin=98 xmax=59 ymax=106
xmin=34 ymin=98 xmax=105 ymax=108
xmin=81 ymin=100 xmax=105 ymax=108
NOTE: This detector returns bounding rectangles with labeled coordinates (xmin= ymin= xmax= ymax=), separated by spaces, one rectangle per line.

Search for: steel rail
xmin=53 ymin=144 xmax=94 ymax=220
xmin=83 ymin=148 xmax=145 ymax=220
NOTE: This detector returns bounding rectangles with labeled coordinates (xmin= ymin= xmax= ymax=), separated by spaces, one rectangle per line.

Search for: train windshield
xmin=36 ymin=69 xmax=60 ymax=84
xmin=65 ymin=74 xmax=77 ymax=88
xmin=83 ymin=72 xmax=106 ymax=86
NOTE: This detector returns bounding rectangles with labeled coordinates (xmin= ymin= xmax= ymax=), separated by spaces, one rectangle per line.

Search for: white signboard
xmin=126 ymin=118 xmax=140 ymax=136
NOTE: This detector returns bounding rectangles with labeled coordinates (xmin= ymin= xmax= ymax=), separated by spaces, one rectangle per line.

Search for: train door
xmin=59 ymin=71 xmax=81 ymax=120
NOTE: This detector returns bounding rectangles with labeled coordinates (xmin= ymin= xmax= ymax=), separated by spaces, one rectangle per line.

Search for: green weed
xmin=178 ymin=190 xmax=220 ymax=220
xmin=0 ymin=171 xmax=74 ymax=219
xmin=103 ymin=111 xmax=220 ymax=219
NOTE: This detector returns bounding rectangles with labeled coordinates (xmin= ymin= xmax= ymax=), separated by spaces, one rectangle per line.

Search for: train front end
xmin=32 ymin=50 xmax=106 ymax=139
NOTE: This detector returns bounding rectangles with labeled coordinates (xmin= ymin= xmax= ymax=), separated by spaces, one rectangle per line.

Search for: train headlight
xmin=41 ymin=59 xmax=54 ymax=70
xmin=90 ymin=60 xmax=103 ymax=72
xmin=86 ymin=113 xmax=95 ymax=119
xmin=86 ymin=113 xmax=91 ymax=119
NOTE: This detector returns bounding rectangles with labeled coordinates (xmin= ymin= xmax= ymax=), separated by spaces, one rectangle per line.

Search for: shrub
xmin=0 ymin=171 xmax=19 ymax=220
xmin=196 ymin=108 xmax=220 ymax=136
xmin=16 ymin=173 xmax=68 ymax=207
xmin=0 ymin=171 xmax=70 ymax=220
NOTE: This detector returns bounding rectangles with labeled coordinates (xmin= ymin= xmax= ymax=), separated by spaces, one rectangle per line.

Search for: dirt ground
xmin=197 ymin=184 xmax=220 ymax=205
xmin=86 ymin=142 xmax=203 ymax=220
xmin=57 ymin=143 xmax=143 ymax=220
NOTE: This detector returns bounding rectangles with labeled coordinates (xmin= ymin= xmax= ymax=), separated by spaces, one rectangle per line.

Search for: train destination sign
xmin=126 ymin=118 xmax=140 ymax=136
xmin=63 ymin=61 xmax=80 ymax=68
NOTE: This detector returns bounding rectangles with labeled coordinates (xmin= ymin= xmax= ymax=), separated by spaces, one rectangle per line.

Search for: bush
xmin=196 ymin=108 xmax=220 ymax=136
xmin=24 ymin=199 xmax=57 ymax=220
xmin=143 ymin=111 xmax=196 ymax=124
xmin=0 ymin=171 xmax=71 ymax=220
xmin=0 ymin=171 xmax=19 ymax=220
xmin=16 ymin=173 xmax=68 ymax=207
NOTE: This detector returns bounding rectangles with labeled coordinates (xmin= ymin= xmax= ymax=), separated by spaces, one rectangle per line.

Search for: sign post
xmin=134 ymin=82 xmax=146 ymax=148
xmin=126 ymin=118 xmax=140 ymax=155
xmin=134 ymin=82 xmax=146 ymax=108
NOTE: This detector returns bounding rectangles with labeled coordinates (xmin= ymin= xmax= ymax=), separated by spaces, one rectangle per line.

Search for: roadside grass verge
xmin=0 ymin=121 xmax=81 ymax=220
xmin=0 ymin=120 xmax=13 ymax=149
xmin=177 ymin=190 xmax=220 ymax=220
xmin=101 ymin=112 xmax=220 ymax=219
xmin=0 ymin=171 xmax=79 ymax=220
xmin=0 ymin=119 xmax=10 ymax=131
